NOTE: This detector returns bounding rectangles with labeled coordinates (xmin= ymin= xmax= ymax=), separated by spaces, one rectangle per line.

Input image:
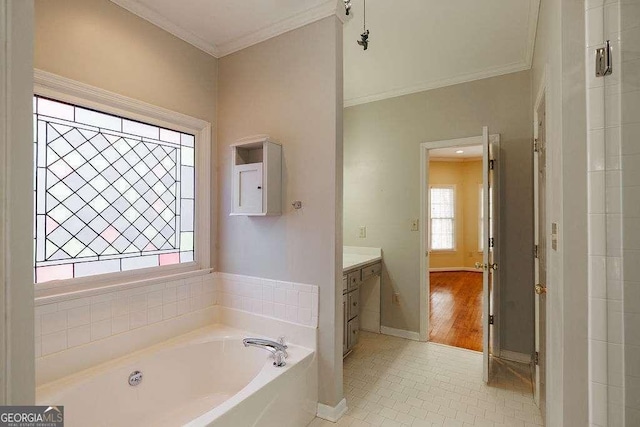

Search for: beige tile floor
xmin=309 ymin=332 xmax=542 ymax=427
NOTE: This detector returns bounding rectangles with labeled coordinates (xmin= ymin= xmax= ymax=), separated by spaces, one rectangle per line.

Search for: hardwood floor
xmin=429 ymin=271 xmax=483 ymax=351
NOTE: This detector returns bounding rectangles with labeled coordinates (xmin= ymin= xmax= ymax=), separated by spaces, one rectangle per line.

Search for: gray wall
xmin=343 ymin=70 xmax=534 ymax=355
xmin=531 ymin=0 xmax=589 ymax=423
xmin=1 ymin=0 xmax=35 ymax=404
xmin=217 ymin=17 xmax=344 ymax=406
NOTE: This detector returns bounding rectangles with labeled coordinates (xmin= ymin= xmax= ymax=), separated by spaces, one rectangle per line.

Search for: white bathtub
xmin=36 ymin=325 xmax=318 ymax=427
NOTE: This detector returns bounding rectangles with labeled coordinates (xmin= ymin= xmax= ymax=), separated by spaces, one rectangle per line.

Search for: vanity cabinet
xmin=231 ymin=135 xmax=282 ymax=216
xmin=343 ymin=260 xmax=381 ymax=357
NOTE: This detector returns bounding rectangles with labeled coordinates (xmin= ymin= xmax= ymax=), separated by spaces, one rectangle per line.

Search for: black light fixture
xmin=357 ymin=0 xmax=369 ymax=50
xmin=343 ymin=0 xmax=352 ymax=16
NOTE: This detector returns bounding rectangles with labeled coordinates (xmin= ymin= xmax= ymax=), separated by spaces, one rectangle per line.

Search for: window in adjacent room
xmin=430 ymin=186 xmax=455 ymax=251
xmin=33 ymin=96 xmax=197 ymax=283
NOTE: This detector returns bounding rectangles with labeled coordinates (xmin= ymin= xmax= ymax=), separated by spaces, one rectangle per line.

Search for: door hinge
xmin=534 ymin=139 xmax=540 ymax=153
xmin=489 ymin=159 xmax=495 ymax=170
xmin=595 ymin=40 xmax=613 ymax=77
xmin=534 ymin=351 xmax=539 ymax=365
xmin=490 ymin=237 xmax=495 ymax=248
xmin=534 ymin=244 xmax=539 ymax=258
xmin=489 ymin=315 xmax=494 ymax=325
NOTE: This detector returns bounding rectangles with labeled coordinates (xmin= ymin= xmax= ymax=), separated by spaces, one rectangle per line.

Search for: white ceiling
xmin=430 ymin=145 xmax=483 ymax=160
xmin=344 ymin=0 xmax=540 ymax=106
xmin=110 ymin=0 xmax=539 ymax=106
xmin=109 ymin=0 xmax=341 ymax=57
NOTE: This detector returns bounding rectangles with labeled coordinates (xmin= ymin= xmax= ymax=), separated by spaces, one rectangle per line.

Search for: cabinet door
xmin=233 ymin=163 xmax=263 ymax=214
xmin=343 ymin=294 xmax=348 ymax=354
xmin=348 ymin=317 xmax=360 ymax=350
xmin=348 ymin=288 xmax=360 ymax=320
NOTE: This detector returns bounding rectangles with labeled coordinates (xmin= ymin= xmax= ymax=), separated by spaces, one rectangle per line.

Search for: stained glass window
xmin=430 ymin=186 xmax=455 ymax=251
xmin=33 ymin=96 xmax=196 ymax=283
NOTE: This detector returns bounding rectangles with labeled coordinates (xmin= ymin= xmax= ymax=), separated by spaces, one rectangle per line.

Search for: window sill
xmin=35 ymin=265 xmax=213 ymax=306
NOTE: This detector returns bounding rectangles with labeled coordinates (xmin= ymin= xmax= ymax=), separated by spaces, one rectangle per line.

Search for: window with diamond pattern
xmin=430 ymin=186 xmax=455 ymax=251
xmin=33 ymin=96 xmax=196 ymax=283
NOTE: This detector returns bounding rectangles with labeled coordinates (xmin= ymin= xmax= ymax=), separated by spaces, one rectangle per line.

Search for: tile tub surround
xmin=35 ymin=273 xmax=217 ymax=359
xmin=216 ymin=272 xmax=319 ymax=328
xmin=35 ymin=272 xmax=319 ymax=361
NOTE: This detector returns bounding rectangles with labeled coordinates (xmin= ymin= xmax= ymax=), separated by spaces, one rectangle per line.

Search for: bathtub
xmin=36 ymin=324 xmax=318 ymax=427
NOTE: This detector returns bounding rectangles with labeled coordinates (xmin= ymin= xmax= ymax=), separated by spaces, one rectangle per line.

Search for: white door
xmin=233 ymin=163 xmax=263 ymax=214
xmin=534 ymin=100 xmax=547 ymax=421
xmin=481 ymin=126 xmax=500 ymax=383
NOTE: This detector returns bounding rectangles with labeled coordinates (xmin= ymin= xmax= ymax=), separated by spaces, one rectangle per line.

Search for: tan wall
xmin=344 ymin=70 xmax=534 ymax=354
xmin=428 ymin=160 xmax=483 ymax=270
xmin=34 ymin=0 xmax=218 ymax=265
xmin=217 ymin=17 xmax=344 ymax=406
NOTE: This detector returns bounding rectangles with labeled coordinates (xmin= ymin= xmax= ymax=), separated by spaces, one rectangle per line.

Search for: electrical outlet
xmin=359 ymin=226 xmax=367 ymax=238
xmin=411 ymin=219 xmax=419 ymax=231
xmin=392 ymin=293 xmax=400 ymax=305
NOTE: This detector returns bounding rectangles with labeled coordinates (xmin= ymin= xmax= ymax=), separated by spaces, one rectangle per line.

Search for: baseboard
xmin=380 ymin=326 xmax=420 ymax=341
xmin=316 ymin=398 xmax=347 ymax=422
xmin=429 ymin=267 xmax=479 ymax=272
xmin=500 ymin=350 xmax=532 ymax=364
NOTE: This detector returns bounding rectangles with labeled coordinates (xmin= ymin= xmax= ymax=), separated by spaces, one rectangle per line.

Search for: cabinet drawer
xmin=347 ymin=271 xmax=361 ymax=291
xmin=342 ymin=275 xmax=348 ymax=294
xmin=348 ymin=317 xmax=360 ymax=349
xmin=348 ymin=288 xmax=360 ymax=320
xmin=361 ymin=262 xmax=381 ymax=280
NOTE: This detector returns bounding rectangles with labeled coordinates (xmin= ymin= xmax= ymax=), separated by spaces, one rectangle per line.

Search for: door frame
xmin=0 ymin=0 xmax=35 ymax=404
xmin=419 ymin=134 xmax=500 ymax=357
xmin=533 ymin=72 xmax=547 ymax=409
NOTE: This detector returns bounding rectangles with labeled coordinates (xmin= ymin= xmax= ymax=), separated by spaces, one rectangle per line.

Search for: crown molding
xmin=109 ymin=0 xmax=219 ymax=57
xmin=216 ymin=0 xmax=344 ymax=57
xmin=109 ymin=0 xmax=347 ymax=59
xmin=344 ymin=60 xmax=530 ymax=108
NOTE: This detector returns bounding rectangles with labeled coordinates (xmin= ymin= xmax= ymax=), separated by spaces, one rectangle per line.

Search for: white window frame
xmin=33 ymin=70 xmax=212 ymax=298
xmin=429 ymin=185 xmax=456 ymax=252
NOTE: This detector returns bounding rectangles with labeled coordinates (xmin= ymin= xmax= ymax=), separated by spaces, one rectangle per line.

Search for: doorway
xmin=427 ymin=144 xmax=484 ymax=352
xmin=419 ymin=129 xmax=500 ymax=383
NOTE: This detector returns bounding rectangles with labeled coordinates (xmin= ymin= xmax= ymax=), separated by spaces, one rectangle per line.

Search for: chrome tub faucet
xmin=242 ymin=336 xmax=288 ymax=367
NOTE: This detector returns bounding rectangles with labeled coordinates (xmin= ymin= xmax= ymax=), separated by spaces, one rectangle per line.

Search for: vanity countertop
xmin=343 ymin=246 xmax=382 ymax=272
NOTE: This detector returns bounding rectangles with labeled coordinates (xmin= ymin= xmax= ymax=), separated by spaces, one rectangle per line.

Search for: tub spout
xmin=243 ymin=337 xmax=288 ymax=367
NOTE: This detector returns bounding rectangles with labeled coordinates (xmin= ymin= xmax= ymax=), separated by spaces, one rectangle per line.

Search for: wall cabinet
xmin=231 ymin=135 xmax=282 ymax=216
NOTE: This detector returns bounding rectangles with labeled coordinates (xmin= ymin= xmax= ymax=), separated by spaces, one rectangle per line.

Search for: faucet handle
xmin=273 ymin=350 xmax=287 ymax=367
xmin=278 ymin=336 xmax=288 ymax=348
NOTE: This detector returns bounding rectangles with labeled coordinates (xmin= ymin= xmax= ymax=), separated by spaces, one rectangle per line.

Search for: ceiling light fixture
xmin=343 ymin=0 xmax=352 ymax=16
xmin=456 ymin=150 xmax=464 ymax=154
xmin=357 ymin=0 xmax=369 ymax=51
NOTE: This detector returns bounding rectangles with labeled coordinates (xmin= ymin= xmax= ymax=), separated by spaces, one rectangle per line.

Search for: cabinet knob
xmin=353 ymin=302 xmax=357 ymax=306
xmin=257 ymin=186 xmax=262 ymax=190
